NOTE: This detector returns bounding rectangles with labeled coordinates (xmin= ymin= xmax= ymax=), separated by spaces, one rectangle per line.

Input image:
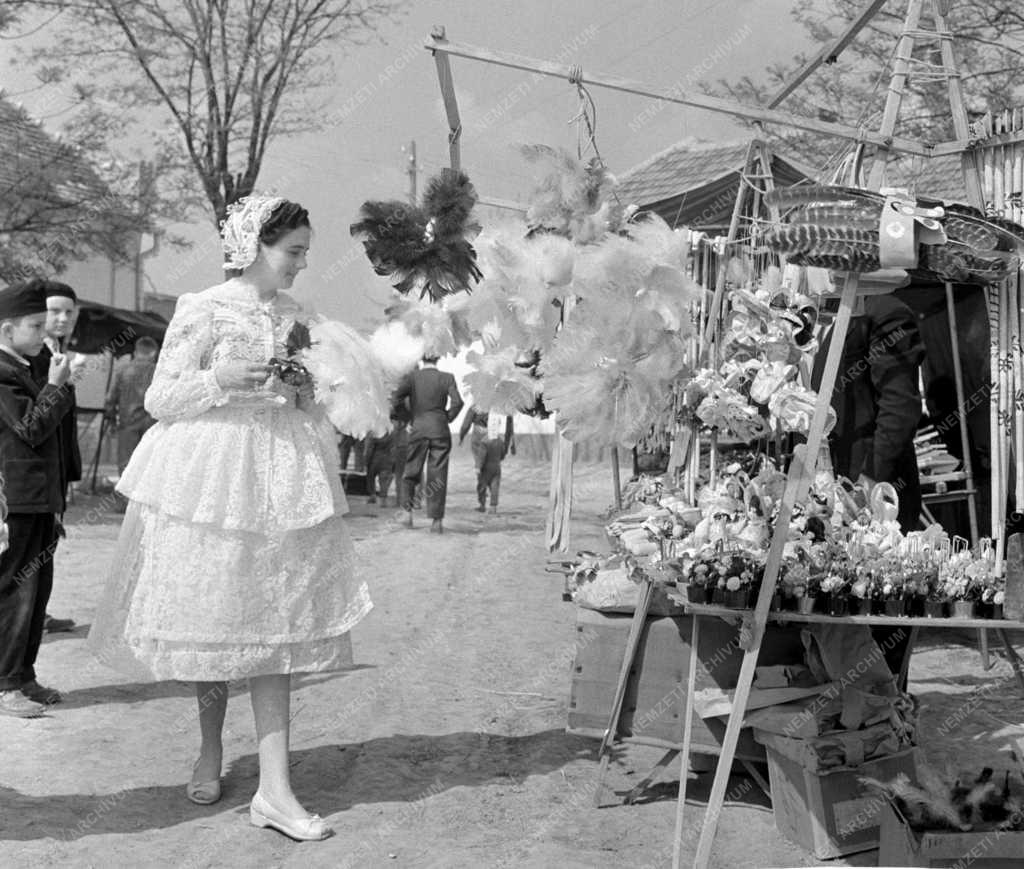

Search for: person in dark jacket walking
xmin=393 ymin=356 xmax=464 ymax=533
xmin=0 ymin=281 xmax=74 ymax=717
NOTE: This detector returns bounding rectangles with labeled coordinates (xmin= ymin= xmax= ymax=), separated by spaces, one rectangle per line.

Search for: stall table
xmin=670 ymin=597 xmax=1024 ymax=865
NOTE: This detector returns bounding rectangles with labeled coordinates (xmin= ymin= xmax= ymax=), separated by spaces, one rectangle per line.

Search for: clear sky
xmin=1 ymin=0 xmax=810 ymax=328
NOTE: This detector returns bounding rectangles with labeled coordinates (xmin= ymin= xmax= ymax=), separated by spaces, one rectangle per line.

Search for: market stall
xmin=418 ymin=3 xmax=1024 ymax=866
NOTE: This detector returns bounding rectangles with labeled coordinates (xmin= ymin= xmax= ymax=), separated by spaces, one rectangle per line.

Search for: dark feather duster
xmin=350 ymin=169 xmax=482 ymax=302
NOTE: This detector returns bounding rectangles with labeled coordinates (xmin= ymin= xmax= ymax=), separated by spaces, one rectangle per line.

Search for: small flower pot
xmin=770 ymin=593 xmax=782 ymax=611
xmin=924 ymin=600 xmax=947 ymax=618
xmin=977 ymin=602 xmax=994 ymax=619
xmin=847 ymin=597 xmax=863 ymax=616
xmin=724 ymin=589 xmax=749 ymax=609
xmin=814 ymin=593 xmax=831 ymax=614
xmin=952 ymin=600 xmax=976 ymax=619
xmin=870 ymin=598 xmax=886 ymax=616
xmin=797 ymin=596 xmax=816 ymax=615
xmin=828 ymin=595 xmax=849 ymax=617
xmin=884 ymin=599 xmax=905 ymax=617
xmin=994 ymin=603 xmax=1005 ymax=619
xmin=712 ymin=588 xmax=726 ymax=606
xmin=687 ymin=584 xmax=707 ymax=604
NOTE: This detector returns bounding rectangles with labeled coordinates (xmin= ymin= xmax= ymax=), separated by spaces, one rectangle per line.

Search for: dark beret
xmin=40 ymin=280 xmax=77 ymax=302
xmin=0 ymin=280 xmax=48 ymax=320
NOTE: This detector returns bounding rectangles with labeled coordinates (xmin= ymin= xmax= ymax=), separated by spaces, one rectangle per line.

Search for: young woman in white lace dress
xmin=88 ymin=195 xmax=371 ymax=841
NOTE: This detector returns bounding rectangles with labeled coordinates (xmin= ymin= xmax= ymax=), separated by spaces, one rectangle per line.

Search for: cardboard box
xmin=763 ymin=744 xmax=918 ymax=860
xmin=878 ymin=800 xmax=1024 ymax=867
xmin=566 ymin=608 xmax=806 ymax=758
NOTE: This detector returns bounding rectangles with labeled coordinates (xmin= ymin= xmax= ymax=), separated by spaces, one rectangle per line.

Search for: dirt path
xmin=2 ymin=449 xmax=1023 ymax=868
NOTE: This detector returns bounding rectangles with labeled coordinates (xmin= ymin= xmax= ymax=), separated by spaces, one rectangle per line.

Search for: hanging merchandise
xmin=350 ymin=168 xmax=483 ymax=301
xmin=763 ymin=185 xmax=1024 ymax=285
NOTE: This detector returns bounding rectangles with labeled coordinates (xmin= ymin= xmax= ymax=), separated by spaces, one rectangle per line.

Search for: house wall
xmin=60 ymin=249 xmax=138 ymax=310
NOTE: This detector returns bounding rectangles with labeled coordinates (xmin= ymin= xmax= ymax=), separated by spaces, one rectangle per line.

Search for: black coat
xmin=0 ymin=353 xmax=74 ymax=513
xmin=815 ymin=295 xmax=925 ymax=532
xmin=392 ymin=368 xmax=464 ymax=440
xmin=29 ymin=346 xmax=82 ymax=487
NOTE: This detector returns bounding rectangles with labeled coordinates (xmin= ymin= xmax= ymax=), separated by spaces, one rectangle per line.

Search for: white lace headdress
xmin=220 ymin=193 xmax=286 ymax=270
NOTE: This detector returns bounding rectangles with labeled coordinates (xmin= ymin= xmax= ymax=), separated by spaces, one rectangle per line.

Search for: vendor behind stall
xmin=814 ymin=288 xmax=926 ymax=687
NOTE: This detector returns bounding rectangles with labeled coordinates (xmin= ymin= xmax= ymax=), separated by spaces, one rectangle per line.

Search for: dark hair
xmin=260 ymin=201 xmax=311 ymax=246
xmin=421 ymin=354 xmax=440 ymax=364
xmin=135 ymin=336 xmax=159 ymax=354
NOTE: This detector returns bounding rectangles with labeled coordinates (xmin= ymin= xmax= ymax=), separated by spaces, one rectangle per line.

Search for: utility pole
xmin=405 ymin=140 xmax=417 ymax=205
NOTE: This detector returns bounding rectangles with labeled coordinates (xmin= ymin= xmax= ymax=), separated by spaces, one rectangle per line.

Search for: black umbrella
xmin=68 ymin=301 xmax=168 ymax=356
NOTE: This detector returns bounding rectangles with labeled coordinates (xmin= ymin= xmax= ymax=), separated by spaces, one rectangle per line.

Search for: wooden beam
xmin=930 ymin=0 xmax=986 ymax=208
xmin=868 ymin=0 xmax=924 ymax=190
xmin=424 ymin=34 xmax=937 ymax=158
xmin=431 ymin=26 xmax=462 ymax=171
xmin=767 ymin=0 xmax=890 ymax=108
xmin=478 ymin=195 xmax=527 ymax=213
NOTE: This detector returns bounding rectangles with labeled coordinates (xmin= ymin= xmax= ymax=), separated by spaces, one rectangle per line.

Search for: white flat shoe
xmin=249 ymin=791 xmax=332 ymax=841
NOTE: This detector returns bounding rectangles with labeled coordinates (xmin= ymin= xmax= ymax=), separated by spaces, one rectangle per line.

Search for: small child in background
xmin=459 ymin=406 xmax=514 ymax=514
xmin=363 ymin=428 xmax=395 ymax=506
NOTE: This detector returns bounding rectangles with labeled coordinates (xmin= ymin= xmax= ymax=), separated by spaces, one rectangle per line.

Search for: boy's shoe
xmin=0 ymin=690 xmax=45 ymax=718
xmin=399 ymin=510 xmax=413 ymax=528
xmin=21 ymin=680 xmax=62 ymax=705
xmin=475 ymin=502 xmax=486 ymax=513
xmin=44 ymin=614 xmax=76 ymax=633
xmin=489 ymin=505 xmax=498 ymax=514
xmin=430 ymin=519 xmax=443 ymax=534
xmin=366 ymin=496 xmax=377 ymax=504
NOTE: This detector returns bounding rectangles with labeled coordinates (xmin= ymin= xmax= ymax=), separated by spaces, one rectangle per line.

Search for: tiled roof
xmin=0 ymin=95 xmax=109 ymax=215
xmin=870 ymin=152 xmax=970 ymax=203
xmin=616 ymin=139 xmax=755 ymax=206
xmin=615 ymin=138 xmax=818 ymax=229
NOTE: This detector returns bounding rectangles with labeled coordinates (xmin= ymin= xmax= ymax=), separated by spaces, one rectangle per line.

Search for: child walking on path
xmin=459 ymin=407 xmax=514 ymax=514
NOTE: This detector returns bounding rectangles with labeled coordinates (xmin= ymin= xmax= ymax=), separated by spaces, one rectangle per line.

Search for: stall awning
xmin=69 ymin=301 xmax=168 ymax=356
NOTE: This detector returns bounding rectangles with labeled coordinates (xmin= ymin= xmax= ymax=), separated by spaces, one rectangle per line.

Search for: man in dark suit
xmin=0 ymin=281 xmax=74 ymax=716
xmin=393 ymin=356 xmax=464 ymax=533
xmin=28 ymin=281 xmax=82 ymax=634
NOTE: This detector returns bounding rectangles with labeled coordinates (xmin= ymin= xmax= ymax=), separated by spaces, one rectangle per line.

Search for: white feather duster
xmin=463 ymin=347 xmax=538 ymax=414
xmin=304 ymin=319 xmax=392 ymax=438
xmin=369 ymin=319 xmax=424 ymax=381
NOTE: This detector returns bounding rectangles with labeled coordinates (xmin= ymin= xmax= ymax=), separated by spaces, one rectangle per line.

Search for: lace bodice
xmin=145 ymin=280 xmax=309 ymax=421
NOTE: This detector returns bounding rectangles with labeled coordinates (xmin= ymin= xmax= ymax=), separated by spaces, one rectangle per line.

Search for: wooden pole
xmin=430 ymin=27 xmax=462 ymax=171
xmin=610 ymin=447 xmax=623 ymax=511
xmin=767 ymin=0 xmax=890 ymax=108
xmin=423 ymin=34 xmax=937 ymax=158
xmin=945 ymin=282 xmax=980 ymax=544
xmin=689 ymin=273 xmax=861 ymax=869
xmin=671 ymin=614 xmax=701 ymax=867
xmin=867 ymin=0 xmax=924 ymax=190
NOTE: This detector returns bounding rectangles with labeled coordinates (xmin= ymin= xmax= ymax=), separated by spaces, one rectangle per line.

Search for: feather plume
xmin=463 ymin=347 xmax=539 ymax=414
xmin=368 ymin=319 xmax=424 ymax=381
xmin=350 ymin=169 xmax=482 ymax=301
xmin=304 ymin=319 xmax=392 ymax=438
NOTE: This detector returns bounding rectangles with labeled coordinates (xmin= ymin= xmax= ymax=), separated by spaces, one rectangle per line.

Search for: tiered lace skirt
xmin=88 ymin=401 xmax=372 ymax=682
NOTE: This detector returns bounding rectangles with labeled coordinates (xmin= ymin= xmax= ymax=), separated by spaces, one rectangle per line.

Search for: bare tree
xmin=9 ymin=0 xmax=405 ymax=226
xmin=715 ymin=0 xmax=1024 ymax=167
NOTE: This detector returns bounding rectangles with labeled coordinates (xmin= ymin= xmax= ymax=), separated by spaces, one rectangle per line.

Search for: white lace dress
xmin=88 ymin=281 xmax=372 ymax=681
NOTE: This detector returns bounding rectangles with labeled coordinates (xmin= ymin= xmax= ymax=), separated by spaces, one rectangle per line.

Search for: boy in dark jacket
xmin=0 ymin=282 xmax=74 ymax=717
xmin=459 ymin=406 xmax=514 ymax=514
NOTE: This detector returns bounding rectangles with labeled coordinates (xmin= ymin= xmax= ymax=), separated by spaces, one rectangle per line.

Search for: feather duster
xmin=387 ymin=295 xmax=460 ymax=359
xmin=303 ymin=318 xmax=392 ymax=438
xmin=350 ymin=168 xmax=482 ymax=301
xmin=368 ymin=319 xmax=424 ymax=381
xmin=463 ymin=347 xmax=539 ymax=415
xmin=519 ymin=145 xmax=618 ymax=242
xmin=859 ymin=772 xmax=971 ymax=832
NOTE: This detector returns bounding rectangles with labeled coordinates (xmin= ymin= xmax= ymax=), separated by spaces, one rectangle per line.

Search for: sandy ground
xmin=3 ymin=448 xmax=1024 ymax=869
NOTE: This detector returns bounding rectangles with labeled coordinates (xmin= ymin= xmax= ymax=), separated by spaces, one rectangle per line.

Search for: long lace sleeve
xmin=145 ymin=293 xmax=226 ymax=422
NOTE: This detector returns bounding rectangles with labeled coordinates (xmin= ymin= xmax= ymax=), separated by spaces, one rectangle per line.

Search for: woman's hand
xmin=214 ymin=361 xmax=273 ymax=390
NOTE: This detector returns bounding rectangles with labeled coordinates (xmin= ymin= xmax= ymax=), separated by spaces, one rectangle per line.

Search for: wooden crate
xmin=765 ymin=744 xmax=919 ymax=860
xmin=878 ymin=800 xmax=1024 ymax=867
xmin=566 ymin=607 xmax=807 ymax=759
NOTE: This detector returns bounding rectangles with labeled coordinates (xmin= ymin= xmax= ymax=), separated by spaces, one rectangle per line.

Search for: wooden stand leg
xmin=688 ymin=273 xmax=860 ymax=869
xmin=997 ymin=629 xmax=1024 ymax=695
xmin=593 ymin=577 xmax=655 ymax=807
xmin=672 ymin=614 xmax=701 ymax=869
xmin=979 ymin=628 xmax=992 ymax=671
